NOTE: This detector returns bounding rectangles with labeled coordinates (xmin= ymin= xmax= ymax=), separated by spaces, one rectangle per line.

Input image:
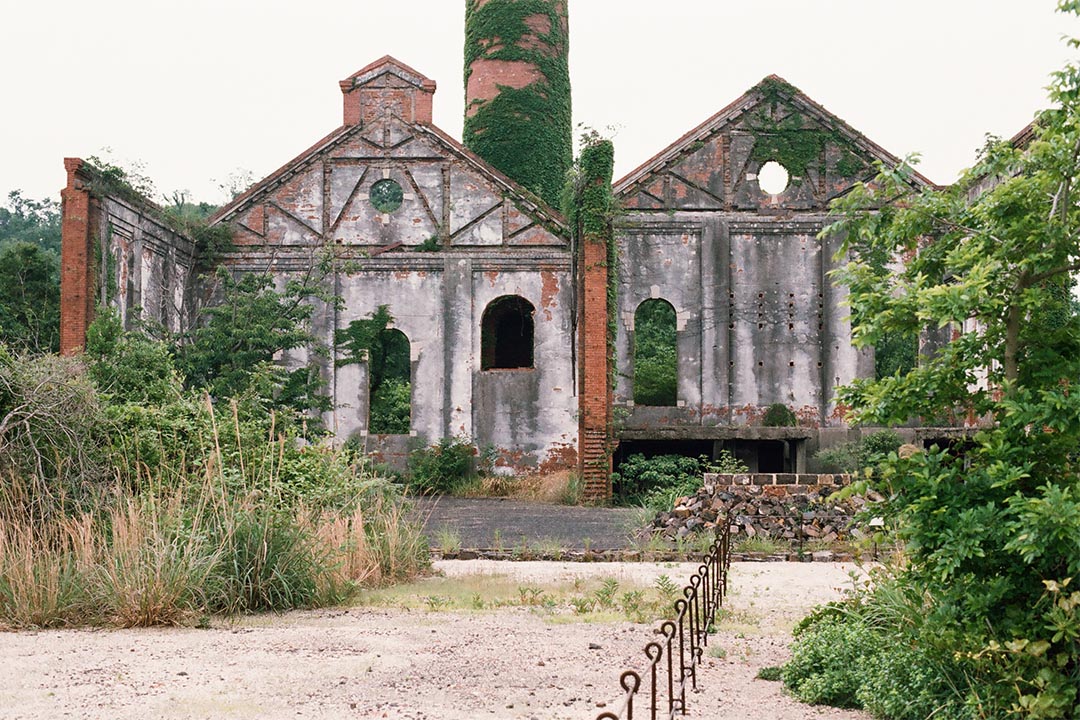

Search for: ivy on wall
xmin=463 ymin=0 xmax=572 ymax=208
xmin=573 ymin=136 xmax=617 ymax=389
xmin=745 ymin=77 xmax=866 ymax=180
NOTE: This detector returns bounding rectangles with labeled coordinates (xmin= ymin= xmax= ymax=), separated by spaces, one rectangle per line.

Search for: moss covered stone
xmin=463 ymin=0 xmax=572 ymax=208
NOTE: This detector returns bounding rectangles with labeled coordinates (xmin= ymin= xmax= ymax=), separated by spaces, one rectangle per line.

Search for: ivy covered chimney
xmin=463 ymin=0 xmax=571 ymax=207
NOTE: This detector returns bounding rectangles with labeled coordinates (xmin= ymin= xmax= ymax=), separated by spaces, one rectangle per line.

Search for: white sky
xmin=2 ymin=1 xmax=1077 ymax=206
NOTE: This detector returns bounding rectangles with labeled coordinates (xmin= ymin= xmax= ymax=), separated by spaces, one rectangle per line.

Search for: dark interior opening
xmin=754 ymin=440 xmax=786 ymax=473
xmin=481 ymin=295 xmax=535 ymax=370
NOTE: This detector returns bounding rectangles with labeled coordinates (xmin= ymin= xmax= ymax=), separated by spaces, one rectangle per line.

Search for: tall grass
xmin=0 ymin=405 xmax=429 ymax=629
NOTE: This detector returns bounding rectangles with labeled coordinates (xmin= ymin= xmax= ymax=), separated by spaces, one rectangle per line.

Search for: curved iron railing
xmin=596 ymin=520 xmax=731 ymax=720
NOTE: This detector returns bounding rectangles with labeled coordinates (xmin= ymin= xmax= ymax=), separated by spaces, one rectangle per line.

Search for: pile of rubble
xmin=653 ymin=481 xmax=881 ymax=544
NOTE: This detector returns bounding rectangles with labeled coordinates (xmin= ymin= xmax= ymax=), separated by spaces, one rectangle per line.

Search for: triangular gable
xmin=615 ymin=75 xmax=933 ymax=212
xmin=211 ymin=117 xmax=567 ymax=250
xmin=339 ymin=55 xmax=437 ymax=94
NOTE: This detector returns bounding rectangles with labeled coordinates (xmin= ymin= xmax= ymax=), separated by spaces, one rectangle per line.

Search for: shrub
xmin=761 ymin=402 xmax=797 ymax=427
xmin=814 ymin=429 xmax=902 ymax=474
xmin=612 ymin=451 xmax=747 ymax=511
xmin=408 ymin=437 xmax=476 ymax=494
xmin=0 ymin=347 xmax=109 ymax=508
xmin=783 ymin=614 xmax=879 ymax=708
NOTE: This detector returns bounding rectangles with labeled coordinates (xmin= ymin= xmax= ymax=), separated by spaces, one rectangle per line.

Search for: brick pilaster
xmin=59 ymin=158 xmax=95 ymax=355
xmin=578 ymin=232 xmax=613 ymax=500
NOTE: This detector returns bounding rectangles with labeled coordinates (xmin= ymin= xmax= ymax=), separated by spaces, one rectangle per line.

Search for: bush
xmin=408 ymin=437 xmax=476 ymax=494
xmin=0 ymin=347 xmax=109 ymax=508
xmin=762 ymin=403 xmax=797 ymax=427
xmin=783 ymin=615 xmax=876 ymax=708
xmin=783 ymin=571 xmax=1002 ymax=720
xmin=814 ymin=429 xmax=902 ymax=474
xmin=612 ymin=451 xmax=747 ymax=511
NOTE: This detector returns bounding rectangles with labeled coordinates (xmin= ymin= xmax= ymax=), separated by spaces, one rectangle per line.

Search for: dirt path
xmin=0 ymin=562 xmax=870 ymax=720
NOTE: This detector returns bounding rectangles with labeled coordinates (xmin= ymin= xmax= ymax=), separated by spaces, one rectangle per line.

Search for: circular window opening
xmin=758 ymin=161 xmax=790 ymax=195
xmin=370 ymin=179 xmax=404 ymax=213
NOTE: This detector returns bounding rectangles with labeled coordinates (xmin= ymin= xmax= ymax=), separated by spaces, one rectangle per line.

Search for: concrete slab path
xmin=415 ymin=496 xmax=644 ymax=551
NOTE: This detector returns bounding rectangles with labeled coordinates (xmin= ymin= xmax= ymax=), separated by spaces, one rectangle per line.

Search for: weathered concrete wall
xmin=208 ymin=58 xmax=576 ymax=473
xmin=60 ymin=158 xmax=196 ymax=353
xmin=612 ymin=76 xmax=892 ymax=443
xmin=614 ymin=215 xmax=861 ymax=430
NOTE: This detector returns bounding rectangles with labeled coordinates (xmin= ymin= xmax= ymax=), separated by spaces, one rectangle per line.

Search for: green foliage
xmin=802 ymin=9 xmax=1080 ymax=716
xmin=757 ymin=666 xmax=783 ymax=681
xmin=0 ymin=242 xmax=60 ymax=353
xmin=163 ymin=192 xmax=233 ymax=268
xmin=416 ymin=236 xmax=441 ymax=252
xmin=0 ymin=348 xmax=109 ymax=508
xmin=761 ymin=402 xmax=797 ymax=427
xmin=337 ymin=305 xmax=411 ymax=434
xmin=408 ymin=437 xmax=477 ymax=494
xmin=783 ymin=616 xmax=877 ymax=707
xmin=612 ymin=451 xmax=748 ymax=511
xmin=746 ymin=79 xmax=863 ymax=180
xmin=85 ymin=307 xmax=179 ymax=405
xmin=463 ymin=0 xmax=571 ymax=206
xmin=633 ymin=299 xmax=677 ymax=406
xmin=176 ymin=266 xmax=332 ymax=416
xmin=369 ymin=377 xmax=411 ymax=435
xmin=0 ymin=190 xmax=61 ymax=256
xmin=567 ymin=133 xmax=618 ymax=398
xmin=814 ymin=430 xmax=902 ymax=474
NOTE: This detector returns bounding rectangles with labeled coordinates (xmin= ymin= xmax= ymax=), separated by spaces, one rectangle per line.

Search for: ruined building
xmin=58 ymin=1 xmax=933 ymax=498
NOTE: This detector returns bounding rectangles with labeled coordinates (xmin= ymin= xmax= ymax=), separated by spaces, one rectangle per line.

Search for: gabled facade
xmin=60 ymin=56 xmax=933 ymax=494
xmin=606 ymin=76 xmax=932 ymax=474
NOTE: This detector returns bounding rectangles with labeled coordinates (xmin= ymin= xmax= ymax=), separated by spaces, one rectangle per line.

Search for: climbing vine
xmin=463 ymin=0 xmax=572 ymax=207
xmin=745 ymin=77 xmax=866 ymax=180
xmin=571 ymin=135 xmax=617 ymax=390
xmin=81 ymin=158 xmax=233 ymax=269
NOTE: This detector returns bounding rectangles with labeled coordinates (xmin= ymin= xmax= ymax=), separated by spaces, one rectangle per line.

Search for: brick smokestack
xmin=463 ymin=0 xmax=571 ymax=208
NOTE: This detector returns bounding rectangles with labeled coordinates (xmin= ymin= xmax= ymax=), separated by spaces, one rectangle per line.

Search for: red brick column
xmin=59 ymin=158 xmax=95 ymax=355
xmin=579 ymin=233 xmax=613 ymax=500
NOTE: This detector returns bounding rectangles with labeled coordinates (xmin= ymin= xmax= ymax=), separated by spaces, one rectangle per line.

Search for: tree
xmin=633 ymin=299 xmax=677 ymax=406
xmin=0 ymin=242 xmax=60 ymax=353
xmin=174 ymin=265 xmax=334 ymax=416
xmin=336 ymin=305 xmax=411 ymax=434
xmin=807 ymin=6 xmax=1080 ymax=715
xmin=0 ymin=190 xmax=61 ymax=256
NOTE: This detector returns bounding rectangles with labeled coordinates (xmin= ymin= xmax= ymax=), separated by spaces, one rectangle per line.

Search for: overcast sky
xmin=2 ymin=1 xmax=1077 ymax=206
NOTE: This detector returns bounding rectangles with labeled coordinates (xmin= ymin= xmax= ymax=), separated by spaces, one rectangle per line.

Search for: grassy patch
xmin=354 ymin=571 xmax=685 ymax=625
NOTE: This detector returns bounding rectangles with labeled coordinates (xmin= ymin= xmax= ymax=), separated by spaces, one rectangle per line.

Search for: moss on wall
xmin=463 ymin=0 xmax=572 ymax=208
xmin=745 ymin=77 xmax=865 ymax=180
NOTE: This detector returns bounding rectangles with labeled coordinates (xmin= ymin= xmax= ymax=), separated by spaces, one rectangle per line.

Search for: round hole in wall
xmin=758 ymin=161 xmax=789 ymax=195
xmin=370 ymin=179 xmax=404 ymax=213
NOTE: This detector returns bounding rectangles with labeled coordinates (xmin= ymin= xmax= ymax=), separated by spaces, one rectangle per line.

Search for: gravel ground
xmin=0 ymin=562 xmax=870 ymax=720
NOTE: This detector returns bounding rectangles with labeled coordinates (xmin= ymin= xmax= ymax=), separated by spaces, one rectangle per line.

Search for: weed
xmin=756 ymin=666 xmax=783 ymax=681
xmin=734 ymin=536 xmax=789 ymax=555
xmin=517 ymin=586 xmax=546 ymax=606
xmin=423 ymin=595 xmax=451 ymax=611
xmin=708 ymin=645 xmax=728 ymax=659
xmin=570 ymin=596 xmax=594 ymax=614
xmin=654 ymin=574 xmax=680 ymax=609
xmin=594 ymin=578 xmax=619 ymax=609
xmin=434 ymin=526 xmax=462 ymax=555
xmin=620 ymin=590 xmax=647 ymax=622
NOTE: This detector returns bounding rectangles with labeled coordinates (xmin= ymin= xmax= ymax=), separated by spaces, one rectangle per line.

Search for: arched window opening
xmin=369 ymin=328 xmax=411 ymax=434
xmin=481 ymin=295 xmax=535 ymax=370
xmin=634 ymin=298 xmax=677 ymax=406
